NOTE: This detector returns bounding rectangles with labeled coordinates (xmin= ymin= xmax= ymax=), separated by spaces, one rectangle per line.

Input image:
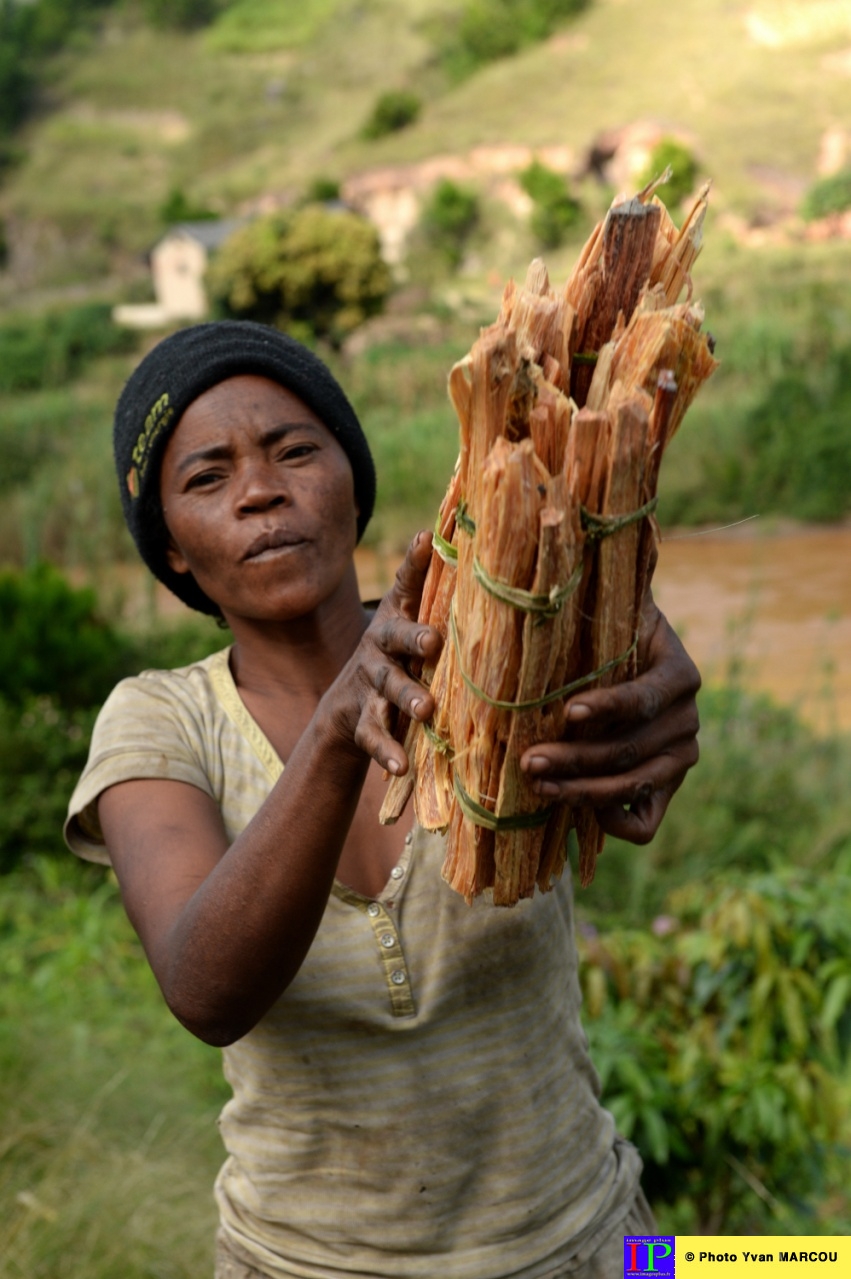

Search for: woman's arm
xmin=99 ymin=534 xmax=440 ymax=1048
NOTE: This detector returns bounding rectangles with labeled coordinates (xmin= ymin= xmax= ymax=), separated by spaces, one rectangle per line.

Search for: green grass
xmin=0 ymin=860 xmax=224 ymax=1278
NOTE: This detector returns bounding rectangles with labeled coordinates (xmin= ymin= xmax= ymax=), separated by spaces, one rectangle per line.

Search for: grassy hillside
xmin=2 ymin=0 xmax=851 ymax=292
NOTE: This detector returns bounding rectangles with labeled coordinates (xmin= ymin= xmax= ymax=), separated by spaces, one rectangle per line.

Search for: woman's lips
xmin=243 ymin=528 xmax=307 ymax=561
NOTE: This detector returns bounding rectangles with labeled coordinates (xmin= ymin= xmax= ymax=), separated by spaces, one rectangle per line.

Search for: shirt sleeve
xmin=64 ymin=670 xmax=216 ymax=864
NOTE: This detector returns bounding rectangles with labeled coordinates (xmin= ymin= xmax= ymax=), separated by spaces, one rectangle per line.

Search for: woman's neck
xmin=224 ymin=569 xmax=371 ymax=707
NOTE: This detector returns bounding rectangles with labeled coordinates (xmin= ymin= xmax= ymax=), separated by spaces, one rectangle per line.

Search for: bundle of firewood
xmin=380 ymin=176 xmax=718 ymax=905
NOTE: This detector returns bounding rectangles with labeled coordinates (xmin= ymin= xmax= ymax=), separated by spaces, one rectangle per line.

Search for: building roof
xmin=157 ymin=218 xmax=247 ymax=251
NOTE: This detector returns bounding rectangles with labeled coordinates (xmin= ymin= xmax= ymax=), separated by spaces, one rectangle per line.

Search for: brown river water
xmin=354 ymin=523 xmax=851 ymax=734
xmin=131 ymin=522 xmax=850 ymax=734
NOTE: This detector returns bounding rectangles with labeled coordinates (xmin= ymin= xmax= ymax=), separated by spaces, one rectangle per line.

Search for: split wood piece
xmin=649 ymin=182 xmax=711 ymax=306
xmin=442 ymin=438 xmax=548 ymax=903
xmin=567 ymin=198 xmax=662 ymax=407
xmin=575 ymin=394 xmax=650 ymax=886
xmin=379 ymin=465 xmax=462 ymax=825
xmin=602 ymin=301 xmax=719 ymax=442
xmin=492 ymin=493 xmax=582 ymax=905
xmin=499 ymin=260 xmax=575 ymax=389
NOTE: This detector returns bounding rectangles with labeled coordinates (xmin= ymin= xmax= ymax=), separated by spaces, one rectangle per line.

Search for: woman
xmin=66 ymin=321 xmax=700 ymax=1279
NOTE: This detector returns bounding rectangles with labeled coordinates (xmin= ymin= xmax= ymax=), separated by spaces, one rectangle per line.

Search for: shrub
xmin=640 ymin=137 xmax=699 ymax=209
xmin=304 ymin=176 xmax=341 ymax=204
xmin=727 ymin=343 xmax=851 ymax=523
xmin=519 ymin=160 xmax=581 ymax=247
xmin=0 ymin=303 xmax=136 ymax=394
xmin=143 ymin=0 xmax=223 ymax=29
xmin=584 ymin=683 xmax=851 ymax=928
xmin=0 ymin=697 xmax=98 ymax=873
xmin=361 ymin=90 xmax=421 ymax=141
xmin=159 ymin=187 xmax=218 ymax=225
xmin=206 ymin=206 xmax=392 ymax=345
xmin=419 ymin=179 xmax=480 ymax=268
xmin=0 ymin=564 xmax=135 ymax=710
xmin=801 ymin=168 xmax=851 ymax=221
xmin=439 ymin=0 xmax=590 ymax=80
xmin=579 ymin=867 xmax=851 ymax=1231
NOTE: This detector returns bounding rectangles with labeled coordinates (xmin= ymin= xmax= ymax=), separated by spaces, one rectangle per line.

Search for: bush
xmin=802 ymin=168 xmax=851 ymax=221
xmin=640 ymin=137 xmax=699 ymax=209
xmin=439 ymin=0 xmax=590 ymax=80
xmin=727 ymin=343 xmax=851 ymax=523
xmin=0 ymin=304 xmax=136 ymax=394
xmin=303 ymin=176 xmax=341 ymax=204
xmin=0 ymin=697 xmax=98 ymax=873
xmin=0 ymin=564 xmax=136 ymax=710
xmin=579 ymin=867 xmax=851 ymax=1231
xmin=159 ymin=187 xmax=218 ymax=225
xmin=361 ymin=90 xmax=421 ymax=141
xmin=519 ymin=160 xmax=581 ymax=247
xmin=143 ymin=0 xmax=223 ymax=29
xmin=206 ymin=206 xmax=392 ymax=345
xmin=583 ymin=683 xmax=851 ymax=928
xmin=419 ymin=179 xmax=480 ymax=268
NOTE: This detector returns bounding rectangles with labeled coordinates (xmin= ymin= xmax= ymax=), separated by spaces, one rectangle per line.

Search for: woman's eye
xmin=279 ymin=443 xmax=317 ymax=462
xmin=186 ymin=470 xmax=223 ymax=490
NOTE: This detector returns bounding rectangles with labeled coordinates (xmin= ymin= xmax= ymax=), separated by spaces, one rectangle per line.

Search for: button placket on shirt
xmin=363 ymin=835 xmax=415 ymax=1017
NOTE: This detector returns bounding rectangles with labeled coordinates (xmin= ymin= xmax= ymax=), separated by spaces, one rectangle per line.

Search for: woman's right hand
xmin=323 ymin=530 xmax=443 ymax=776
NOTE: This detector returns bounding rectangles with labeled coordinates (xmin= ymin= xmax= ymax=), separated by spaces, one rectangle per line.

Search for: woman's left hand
xmin=519 ymin=595 xmax=701 ymax=845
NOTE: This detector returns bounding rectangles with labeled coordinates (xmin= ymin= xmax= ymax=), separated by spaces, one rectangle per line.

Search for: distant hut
xmin=114 ymin=219 xmax=245 ymax=329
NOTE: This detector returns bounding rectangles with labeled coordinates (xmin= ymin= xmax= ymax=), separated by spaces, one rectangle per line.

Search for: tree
xmin=206 ymin=206 xmax=392 ymax=345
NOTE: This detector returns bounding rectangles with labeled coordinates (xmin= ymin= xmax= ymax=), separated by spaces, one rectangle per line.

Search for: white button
xmin=367 ymin=902 xmax=380 ymax=918
xmin=390 ymin=970 xmax=406 ymax=985
xmin=380 ymin=933 xmax=396 ymax=949
xmin=404 ymin=833 xmax=413 ymax=846
xmin=391 ymin=866 xmax=404 ymax=880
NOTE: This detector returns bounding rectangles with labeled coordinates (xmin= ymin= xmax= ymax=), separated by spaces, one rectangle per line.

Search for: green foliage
xmin=419 ymin=178 xmax=480 ymax=268
xmin=143 ymin=0 xmax=224 ymax=30
xmin=579 ymin=867 xmax=851 ymax=1231
xmin=802 ymin=168 xmax=851 ymax=221
xmin=724 ymin=344 xmax=851 ymax=523
xmin=159 ymin=186 xmax=218 ymax=225
xmin=0 ymin=698 xmax=97 ymax=875
xmin=640 ymin=137 xmax=700 ymax=209
xmin=361 ymin=89 xmax=421 ymax=140
xmin=0 ymin=2 xmax=34 ymax=136
xmin=519 ymin=159 xmax=581 ymax=247
xmin=207 ymin=206 xmax=392 ymax=345
xmin=585 ymin=684 xmax=851 ymax=928
xmin=304 ymin=175 xmax=341 ymax=204
xmin=0 ymin=303 xmax=136 ymax=394
xmin=439 ymin=0 xmax=590 ymax=80
xmin=0 ymin=564 xmax=134 ymax=711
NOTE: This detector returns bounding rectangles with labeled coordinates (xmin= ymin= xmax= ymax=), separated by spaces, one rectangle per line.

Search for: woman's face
xmin=159 ymin=374 xmax=360 ymax=624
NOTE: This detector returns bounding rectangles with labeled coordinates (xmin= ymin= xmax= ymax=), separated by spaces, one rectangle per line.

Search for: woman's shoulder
xmin=65 ymin=646 xmax=234 ymax=863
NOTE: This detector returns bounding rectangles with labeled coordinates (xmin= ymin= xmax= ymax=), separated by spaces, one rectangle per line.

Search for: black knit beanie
xmin=114 ymin=320 xmax=376 ymax=616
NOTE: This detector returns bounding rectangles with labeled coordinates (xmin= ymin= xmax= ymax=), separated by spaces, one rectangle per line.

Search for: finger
xmin=593 ymin=788 xmax=673 ymax=844
xmin=522 ymin=695 xmax=699 ymax=778
xmin=563 ymin=642 xmax=700 ymax=731
xmin=353 ymin=698 xmax=411 ymax=776
xmin=528 ymin=740 xmax=697 ymax=806
xmin=367 ymin=658 xmax=435 ymax=722
xmin=370 ymin=614 xmax=443 ymax=664
xmin=384 ymin=531 xmax=434 ymax=620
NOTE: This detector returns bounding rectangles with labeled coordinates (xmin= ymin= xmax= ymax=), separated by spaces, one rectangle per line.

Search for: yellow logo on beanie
xmin=127 ymin=393 xmax=175 ymax=498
